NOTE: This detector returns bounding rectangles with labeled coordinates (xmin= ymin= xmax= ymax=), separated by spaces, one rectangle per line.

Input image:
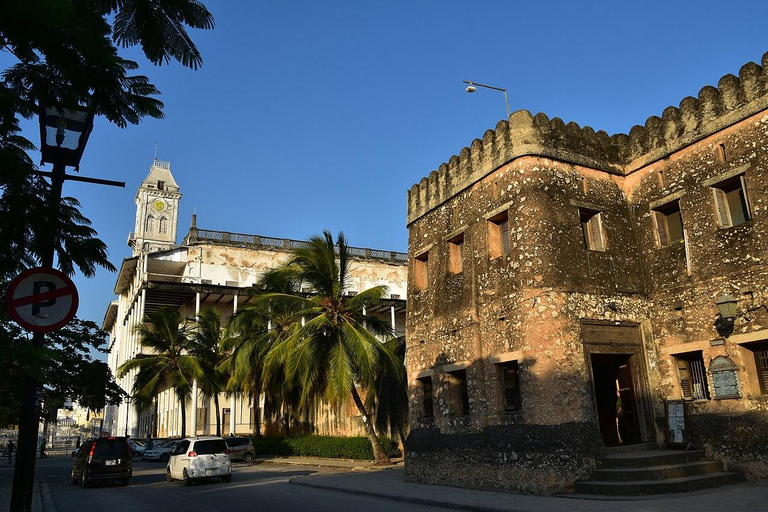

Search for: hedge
xmin=252 ymin=435 xmax=400 ymax=460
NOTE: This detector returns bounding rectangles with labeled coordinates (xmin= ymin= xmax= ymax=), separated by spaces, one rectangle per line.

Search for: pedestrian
xmin=39 ymin=438 xmax=47 ymax=458
xmin=75 ymin=436 xmax=81 ymax=449
xmin=7 ymin=440 xmax=15 ymax=464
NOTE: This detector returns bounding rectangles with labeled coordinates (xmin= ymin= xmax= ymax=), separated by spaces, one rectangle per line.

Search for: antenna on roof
xmin=154 ymin=143 xmax=159 ymax=161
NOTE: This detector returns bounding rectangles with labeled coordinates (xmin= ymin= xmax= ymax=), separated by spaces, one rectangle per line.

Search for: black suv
xmin=71 ymin=437 xmax=132 ymax=488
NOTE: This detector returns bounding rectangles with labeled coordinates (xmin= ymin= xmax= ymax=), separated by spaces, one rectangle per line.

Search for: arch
xmin=159 ymin=216 xmax=169 ymax=234
xmin=145 ymin=215 xmax=155 ymax=233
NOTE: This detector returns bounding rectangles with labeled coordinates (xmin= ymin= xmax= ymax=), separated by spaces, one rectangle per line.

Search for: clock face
xmin=153 ymin=199 xmax=166 ymax=212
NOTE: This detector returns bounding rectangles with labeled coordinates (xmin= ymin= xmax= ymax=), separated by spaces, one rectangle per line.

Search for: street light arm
xmin=463 ymin=79 xmax=511 ymax=119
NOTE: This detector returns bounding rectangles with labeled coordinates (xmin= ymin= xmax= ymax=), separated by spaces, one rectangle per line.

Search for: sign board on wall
xmin=665 ymin=400 xmax=687 ymax=447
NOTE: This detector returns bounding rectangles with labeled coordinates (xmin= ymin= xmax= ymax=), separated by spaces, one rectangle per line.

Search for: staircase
xmin=575 ymin=443 xmax=742 ymax=495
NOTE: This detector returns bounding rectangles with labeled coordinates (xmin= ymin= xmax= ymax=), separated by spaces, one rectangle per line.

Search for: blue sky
xmin=6 ymin=1 xmax=768 ymax=331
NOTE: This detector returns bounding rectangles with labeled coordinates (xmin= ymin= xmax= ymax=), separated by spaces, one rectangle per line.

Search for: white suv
xmin=166 ymin=436 xmax=232 ymax=485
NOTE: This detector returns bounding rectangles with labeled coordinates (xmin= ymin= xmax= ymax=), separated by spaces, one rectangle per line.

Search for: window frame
xmin=711 ymin=175 xmax=751 ymax=228
xmin=418 ymin=376 xmax=434 ymax=418
xmin=651 ymin=200 xmax=685 ymax=248
xmin=497 ymin=361 xmax=521 ymax=412
xmin=414 ymin=251 xmax=429 ymax=292
xmin=673 ymin=351 xmax=710 ymax=401
xmin=487 ymin=210 xmax=510 ymax=259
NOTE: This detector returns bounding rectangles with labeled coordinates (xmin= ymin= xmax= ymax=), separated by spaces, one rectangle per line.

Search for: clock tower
xmin=129 ymin=159 xmax=181 ymax=255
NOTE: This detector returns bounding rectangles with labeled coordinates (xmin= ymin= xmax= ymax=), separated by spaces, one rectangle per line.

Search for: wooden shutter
xmin=712 ymin=187 xmax=731 ymax=227
xmin=590 ymin=214 xmax=605 ymax=251
xmin=740 ymin=175 xmax=751 ymax=220
xmin=501 ymin=218 xmax=510 ymax=255
xmin=653 ymin=210 xmax=670 ymax=247
xmin=756 ymin=348 xmax=768 ymax=395
xmin=676 ymin=359 xmax=693 ymax=399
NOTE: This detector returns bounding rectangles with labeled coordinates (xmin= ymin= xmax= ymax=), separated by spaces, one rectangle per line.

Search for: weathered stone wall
xmin=406 ymin=52 xmax=768 ymax=491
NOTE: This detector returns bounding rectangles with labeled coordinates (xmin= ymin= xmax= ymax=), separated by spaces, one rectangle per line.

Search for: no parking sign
xmin=5 ymin=267 xmax=79 ymax=333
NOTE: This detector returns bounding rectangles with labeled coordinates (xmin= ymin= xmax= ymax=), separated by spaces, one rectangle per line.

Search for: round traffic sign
xmin=5 ymin=267 xmax=79 ymax=333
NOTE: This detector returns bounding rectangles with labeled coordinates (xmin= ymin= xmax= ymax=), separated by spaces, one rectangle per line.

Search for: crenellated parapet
xmin=407 ymin=51 xmax=768 ymax=225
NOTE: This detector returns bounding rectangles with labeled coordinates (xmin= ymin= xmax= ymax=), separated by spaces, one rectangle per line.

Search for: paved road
xmin=4 ymin=457 xmax=443 ymax=512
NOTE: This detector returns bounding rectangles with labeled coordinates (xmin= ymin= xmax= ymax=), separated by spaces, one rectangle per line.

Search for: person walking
xmin=7 ymin=440 xmax=14 ymax=463
xmin=39 ymin=438 xmax=48 ymax=458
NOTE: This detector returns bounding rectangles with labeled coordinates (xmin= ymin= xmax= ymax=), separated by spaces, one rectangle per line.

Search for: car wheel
xmin=222 ymin=475 xmax=231 ymax=483
xmin=183 ymin=468 xmax=191 ymax=486
xmin=160 ymin=453 xmax=169 ymax=462
xmin=242 ymin=452 xmax=253 ymax=463
xmin=166 ymin=468 xmax=174 ymax=482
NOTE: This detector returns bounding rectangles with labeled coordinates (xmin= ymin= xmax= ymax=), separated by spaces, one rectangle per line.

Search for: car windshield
xmin=194 ymin=440 xmax=227 ymax=455
xmin=93 ymin=439 xmax=127 ymax=458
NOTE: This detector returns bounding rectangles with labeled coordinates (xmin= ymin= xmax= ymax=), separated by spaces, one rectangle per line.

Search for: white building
xmin=103 ymin=160 xmax=407 ymax=438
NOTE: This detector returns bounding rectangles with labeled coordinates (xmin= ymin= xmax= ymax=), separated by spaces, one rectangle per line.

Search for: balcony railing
xmin=186 ymin=228 xmax=407 ymax=264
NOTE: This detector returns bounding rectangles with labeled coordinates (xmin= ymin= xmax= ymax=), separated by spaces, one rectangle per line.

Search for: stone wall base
xmin=404 ymin=423 xmax=603 ymax=494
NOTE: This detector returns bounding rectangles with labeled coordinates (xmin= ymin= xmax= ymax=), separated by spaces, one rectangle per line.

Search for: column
xmin=190 ymin=292 xmax=201 ymax=435
xmin=230 ymin=295 xmax=237 ymax=434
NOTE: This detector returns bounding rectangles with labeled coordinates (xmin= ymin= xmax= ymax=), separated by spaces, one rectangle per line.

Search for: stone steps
xmin=574 ymin=444 xmax=742 ymax=496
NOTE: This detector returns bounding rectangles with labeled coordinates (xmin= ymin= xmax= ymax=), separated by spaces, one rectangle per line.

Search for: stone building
xmin=405 ymin=53 xmax=768 ymax=493
xmin=104 ymin=160 xmax=407 ymax=439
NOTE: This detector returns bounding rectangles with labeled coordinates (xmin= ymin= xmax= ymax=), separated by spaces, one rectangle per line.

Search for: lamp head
xmin=465 ymin=85 xmax=477 ymax=93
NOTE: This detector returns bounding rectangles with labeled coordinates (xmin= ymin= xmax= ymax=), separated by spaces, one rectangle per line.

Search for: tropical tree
xmin=225 ymin=269 xmax=303 ymax=437
xmin=188 ymin=307 xmax=230 ymax=437
xmin=259 ymin=231 xmax=404 ymax=464
xmin=118 ymin=306 xmax=201 ymax=437
xmin=369 ymin=336 xmax=409 ymax=449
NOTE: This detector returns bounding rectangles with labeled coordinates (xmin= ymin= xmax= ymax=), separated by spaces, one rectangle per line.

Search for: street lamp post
xmin=124 ymin=397 xmax=133 ymax=437
xmin=10 ymin=106 xmax=125 ymax=512
xmin=463 ymin=80 xmax=511 ymax=119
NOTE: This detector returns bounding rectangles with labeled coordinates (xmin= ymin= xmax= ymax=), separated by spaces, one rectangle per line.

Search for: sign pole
xmin=10 ymin=161 xmax=65 ymax=512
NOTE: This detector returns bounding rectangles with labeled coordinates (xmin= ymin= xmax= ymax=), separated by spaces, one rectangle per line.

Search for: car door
xmin=169 ymin=440 xmax=189 ymax=479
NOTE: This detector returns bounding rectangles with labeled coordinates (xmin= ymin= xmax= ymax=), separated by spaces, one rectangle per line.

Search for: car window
xmin=93 ymin=439 xmax=127 ymax=458
xmin=194 ymin=440 xmax=227 ymax=455
xmin=174 ymin=440 xmax=190 ymax=455
xmin=226 ymin=438 xmax=246 ymax=447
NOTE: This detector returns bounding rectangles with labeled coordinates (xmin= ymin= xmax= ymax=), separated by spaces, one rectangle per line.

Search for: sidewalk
xmin=258 ymin=457 xmax=768 ymax=512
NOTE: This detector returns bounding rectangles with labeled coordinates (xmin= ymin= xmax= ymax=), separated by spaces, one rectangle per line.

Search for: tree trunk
xmin=152 ymin=399 xmax=158 ymax=437
xmin=180 ymin=400 xmax=186 ymax=437
xmin=252 ymin=391 xmax=261 ymax=437
xmin=214 ymin=394 xmax=221 ymax=437
xmin=350 ymin=386 xmax=391 ymax=465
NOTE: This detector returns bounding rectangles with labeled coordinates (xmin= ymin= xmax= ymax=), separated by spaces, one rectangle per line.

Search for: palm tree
xmin=259 ymin=231 xmax=404 ymax=464
xmin=118 ymin=306 xmax=201 ymax=437
xmin=187 ymin=307 xmax=230 ymax=436
xmin=370 ymin=336 xmax=409 ymax=450
xmin=225 ymin=268 xmax=303 ymax=437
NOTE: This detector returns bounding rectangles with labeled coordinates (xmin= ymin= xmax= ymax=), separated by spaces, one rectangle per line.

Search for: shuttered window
xmin=488 ymin=211 xmax=510 ymax=258
xmin=674 ymin=352 xmax=710 ymax=400
xmin=712 ymin=175 xmax=750 ymax=228
xmin=652 ymin=201 xmax=684 ymax=247
xmin=580 ymin=208 xmax=605 ymax=251
xmin=419 ymin=376 xmax=434 ymax=418
xmin=498 ymin=361 xmax=521 ymax=412
xmin=749 ymin=343 xmax=768 ymax=395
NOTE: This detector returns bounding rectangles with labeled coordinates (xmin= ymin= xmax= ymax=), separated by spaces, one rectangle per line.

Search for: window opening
xmin=498 ymin=361 xmax=521 ymax=412
xmin=712 ymin=175 xmax=750 ymax=228
xmin=746 ymin=342 xmax=768 ymax=395
xmin=580 ymin=208 xmax=605 ymax=251
xmin=157 ymin=180 xmax=165 ymax=190
xmin=652 ymin=201 xmax=684 ymax=247
xmin=414 ymin=252 xmax=429 ymax=291
xmin=448 ymin=233 xmax=464 ymax=274
xmin=448 ymin=369 xmax=470 ymax=416
xmin=418 ymin=376 xmax=434 ymax=418
xmin=488 ymin=210 xmax=510 ymax=259
xmin=674 ymin=352 xmax=710 ymax=400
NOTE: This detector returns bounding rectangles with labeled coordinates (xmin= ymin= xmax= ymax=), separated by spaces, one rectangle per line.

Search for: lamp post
xmin=10 ymin=106 xmax=124 ymax=512
xmin=124 ymin=397 xmax=133 ymax=437
xmin=463 ymin=80 xmax=511 ymax=119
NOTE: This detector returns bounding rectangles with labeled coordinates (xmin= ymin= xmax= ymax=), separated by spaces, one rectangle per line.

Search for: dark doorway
xmin=591 ymin=353 xmax=641 ymax=447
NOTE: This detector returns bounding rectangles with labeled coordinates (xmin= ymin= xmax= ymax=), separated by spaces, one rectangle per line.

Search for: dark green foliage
xmin=252 ymin=435 xmax=400 ymax=460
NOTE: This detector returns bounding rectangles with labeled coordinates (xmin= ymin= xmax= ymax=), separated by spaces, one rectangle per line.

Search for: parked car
xmin=70 ymin=437 xmax=132 ymax=488
xmin=143 ymin=439 xmax=180 ymax=462
xmin=166 ymin=436 xmax=232 ymax=485
xmin=224 ymin=436 xmax=255 ymax=462
xmin=128 ymin=439 xmax=145 ymax=457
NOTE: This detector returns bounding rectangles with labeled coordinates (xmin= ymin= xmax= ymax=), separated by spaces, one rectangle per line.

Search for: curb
xmin=289 ymin=476 xmax=515 ymax=512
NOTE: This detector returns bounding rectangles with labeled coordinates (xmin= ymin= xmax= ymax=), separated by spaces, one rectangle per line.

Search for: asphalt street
xmin=1 ymin=457 xmax=444 ymax=512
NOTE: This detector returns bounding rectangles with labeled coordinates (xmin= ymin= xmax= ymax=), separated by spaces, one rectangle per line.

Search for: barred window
xmin=674 ymin=352 xmax=710 ymax=400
